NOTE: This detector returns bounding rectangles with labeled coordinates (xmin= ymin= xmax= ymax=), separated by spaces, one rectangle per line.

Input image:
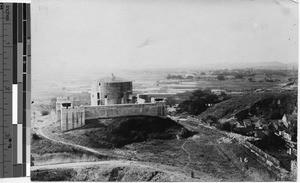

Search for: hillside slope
xmin=60 ymin=116 xmax=196 ymax=149
xmin=198 ymin=91 xmax=297 ymax=123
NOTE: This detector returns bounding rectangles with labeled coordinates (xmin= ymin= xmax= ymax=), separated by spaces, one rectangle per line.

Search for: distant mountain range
xmin=187 ymin=61 xmax=299 ymax=71
xmin=240 ymin=61 xmax=298 ymax=70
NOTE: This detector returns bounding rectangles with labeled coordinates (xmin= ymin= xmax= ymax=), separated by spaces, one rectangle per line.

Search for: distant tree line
xmin=166 ymin=74 xmax=184 ymax=80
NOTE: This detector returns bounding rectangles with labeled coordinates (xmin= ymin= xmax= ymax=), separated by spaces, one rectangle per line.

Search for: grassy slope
xmin=199 ymin=90 xmax=297 ymax=121
xmin=127 ymin=124 xmax=275 ymax=181
xmin=31 ymin=163 xmax=196 ymax=182
xmin=32 ymin=107 xmax=276 ymax=181
xmin=44 ymin=116 xmax=275 ymax=181
xmin=54 ymin=116 xmax=195 ymax=149
xmin=31 ymin=134 xmax=107 ymax=166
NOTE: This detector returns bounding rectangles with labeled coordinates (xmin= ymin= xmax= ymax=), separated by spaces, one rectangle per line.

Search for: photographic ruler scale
xmin=0 ymin=3 xmax=31 ymax=178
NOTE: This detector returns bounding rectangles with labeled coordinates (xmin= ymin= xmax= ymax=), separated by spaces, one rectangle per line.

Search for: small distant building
xmin=282 ymin=114 xmax=289 ymax=128
xmin=184 ymin=73 xmax=197 ymax=79
xmin=90 ymin=74 xmax=133 ymax=106
xmin=180 ymin=81 xmax=198 ymax=85
xmin=225 ymin=76 xmax=235 ymax=80
xmin=229 ymin=91 xmax=244 ymax=96
xmin=167 ymin=88 xmax=195 ymax=93
xmin=282 ymin=131 xmax=292 ymax=141
xmin=56 ymin=96 xmax=74 ymax=122
xmin=137 ymin=93 xmax=176 ymax=104
xmin=205 ymin=75 xmax=218 ymax=80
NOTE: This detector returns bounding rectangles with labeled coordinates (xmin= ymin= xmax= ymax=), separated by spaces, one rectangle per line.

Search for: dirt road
xmin=32 ymin=159 xmax=190 ymax=177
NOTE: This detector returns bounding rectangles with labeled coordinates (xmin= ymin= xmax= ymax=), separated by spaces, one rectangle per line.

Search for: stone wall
xmin=243 ymin=141 xmax=287 ymax=178
xmin=60 ymin=103 xmax=166 ymax=131
xmin=85 ymin=103 xmax=166 ymax=120
xmin=61 ymin=107 xmax=85 ymax=131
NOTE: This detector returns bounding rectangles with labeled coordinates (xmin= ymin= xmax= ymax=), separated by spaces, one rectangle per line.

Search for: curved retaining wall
xmin=60 ymin=103 xmax=166 ymax=131
xmin=85 ymin=103 xmax=165 ymax=120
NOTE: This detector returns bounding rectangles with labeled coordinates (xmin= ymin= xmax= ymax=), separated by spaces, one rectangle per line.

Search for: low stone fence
xmin=243 ymin=141 xmax=286 ymax=177
xmin=244 ymin=141 xmax=280 ymax=166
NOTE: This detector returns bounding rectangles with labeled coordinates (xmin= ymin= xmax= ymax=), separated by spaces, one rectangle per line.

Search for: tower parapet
xmin=56 ymin=96 xmax=74 ymax=122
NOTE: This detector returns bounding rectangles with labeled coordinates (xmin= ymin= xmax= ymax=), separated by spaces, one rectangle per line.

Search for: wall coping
xmin=83 ymin=103 xmax=165 ymax=108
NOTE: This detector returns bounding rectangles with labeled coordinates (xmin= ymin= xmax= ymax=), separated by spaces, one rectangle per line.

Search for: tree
xmin=186 ymin=75 xmax=194 ymax=79
xmin=217 ymin=74 xmax=225 ymax=81
xmin=165 ymin=97 xmax=177 ymax=107
xmin=234 ymin=73 xmax=244 ymax=79
xmin=248 ymin=78 xmax=253 ymax=82
xmin=167 ymin=74 xmax=171 ymax=80
xmin=200 ymin=72 xmax=205 ymax=75
xmin=178 ymin=89 xmax=219 ymax=115
xmin=177 ymin=75 xmax=184 ymax=79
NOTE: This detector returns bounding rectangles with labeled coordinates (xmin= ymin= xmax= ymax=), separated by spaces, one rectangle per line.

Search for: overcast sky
xmin=32 ymin=0 xmax=298 ymax=77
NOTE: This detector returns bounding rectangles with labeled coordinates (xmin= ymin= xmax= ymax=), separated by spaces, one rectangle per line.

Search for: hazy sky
xmin=32 ymin=0 xmax=298 ymax=77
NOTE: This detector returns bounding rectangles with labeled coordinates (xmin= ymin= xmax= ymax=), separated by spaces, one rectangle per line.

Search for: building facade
xmin=91 ymin=74 xmax=133 ymax=106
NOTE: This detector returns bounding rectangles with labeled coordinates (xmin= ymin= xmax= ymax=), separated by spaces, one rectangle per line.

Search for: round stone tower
xmin=91 ymin=74 xmax=133 ymax=106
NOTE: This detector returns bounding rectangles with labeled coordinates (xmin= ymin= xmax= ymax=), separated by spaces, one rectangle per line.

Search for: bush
xmin=234 ymin=73 xmax=244 ymax=79
xmin=32 ymin=133 xmax=42 ymax=141
xmin=167 ymin=74 xmax=184 ymax=80
xmin=49 ymin=97 xmax=57 ymax=109
xmin=220 ymin=122 xmax=235 ymax=132
xmin=41 ymin=110 xmax=50 ymax=116
xmin=217 ymin=74 xmax=225 ymax=81
xmin=165 ymin=97 xmax=177 ymax=107
xmin=178 ymin=89 xmax=219 ymax=115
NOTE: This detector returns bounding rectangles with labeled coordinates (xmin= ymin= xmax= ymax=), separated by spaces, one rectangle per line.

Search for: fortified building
xmin=91 ymin=74 xmax=133 ymax=106
xmin=57 ymin=74 xmax=166 ymax=131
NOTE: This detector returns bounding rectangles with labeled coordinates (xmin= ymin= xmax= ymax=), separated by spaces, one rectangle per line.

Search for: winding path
xmin=37 ymin=129 xmax=114 ymax=158
xmin=33 ymin=124 xmax=205 ymax=180
xmin=32 ymin=159 xmax=187 ymax=176
xmin=181 ymin=140 xmax=191 ymax=170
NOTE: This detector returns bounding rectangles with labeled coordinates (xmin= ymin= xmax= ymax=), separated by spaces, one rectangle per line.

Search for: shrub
xmin=220 ymin=122 xmax=234 ymax=132
xmin=178 ymin=89 xmax=219 ymax=115
xmin=165 ymin=97 xmax=177 ymax=107
xmin=217 ymin=74 xmax=225 ymax=81
xmin=49 ymin=97 xmax=57 ymax=109
xmin=234 ymin=73 xmax=244 ymax=79
xmin=41 ymin=110 xmax=50 ymax=116
xmin=32 ymin=133 xmax=42 ymax=141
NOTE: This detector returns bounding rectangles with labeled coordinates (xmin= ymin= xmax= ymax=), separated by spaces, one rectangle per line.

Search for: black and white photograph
xmin=30 ymin=0 xmax=298 ymax=181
